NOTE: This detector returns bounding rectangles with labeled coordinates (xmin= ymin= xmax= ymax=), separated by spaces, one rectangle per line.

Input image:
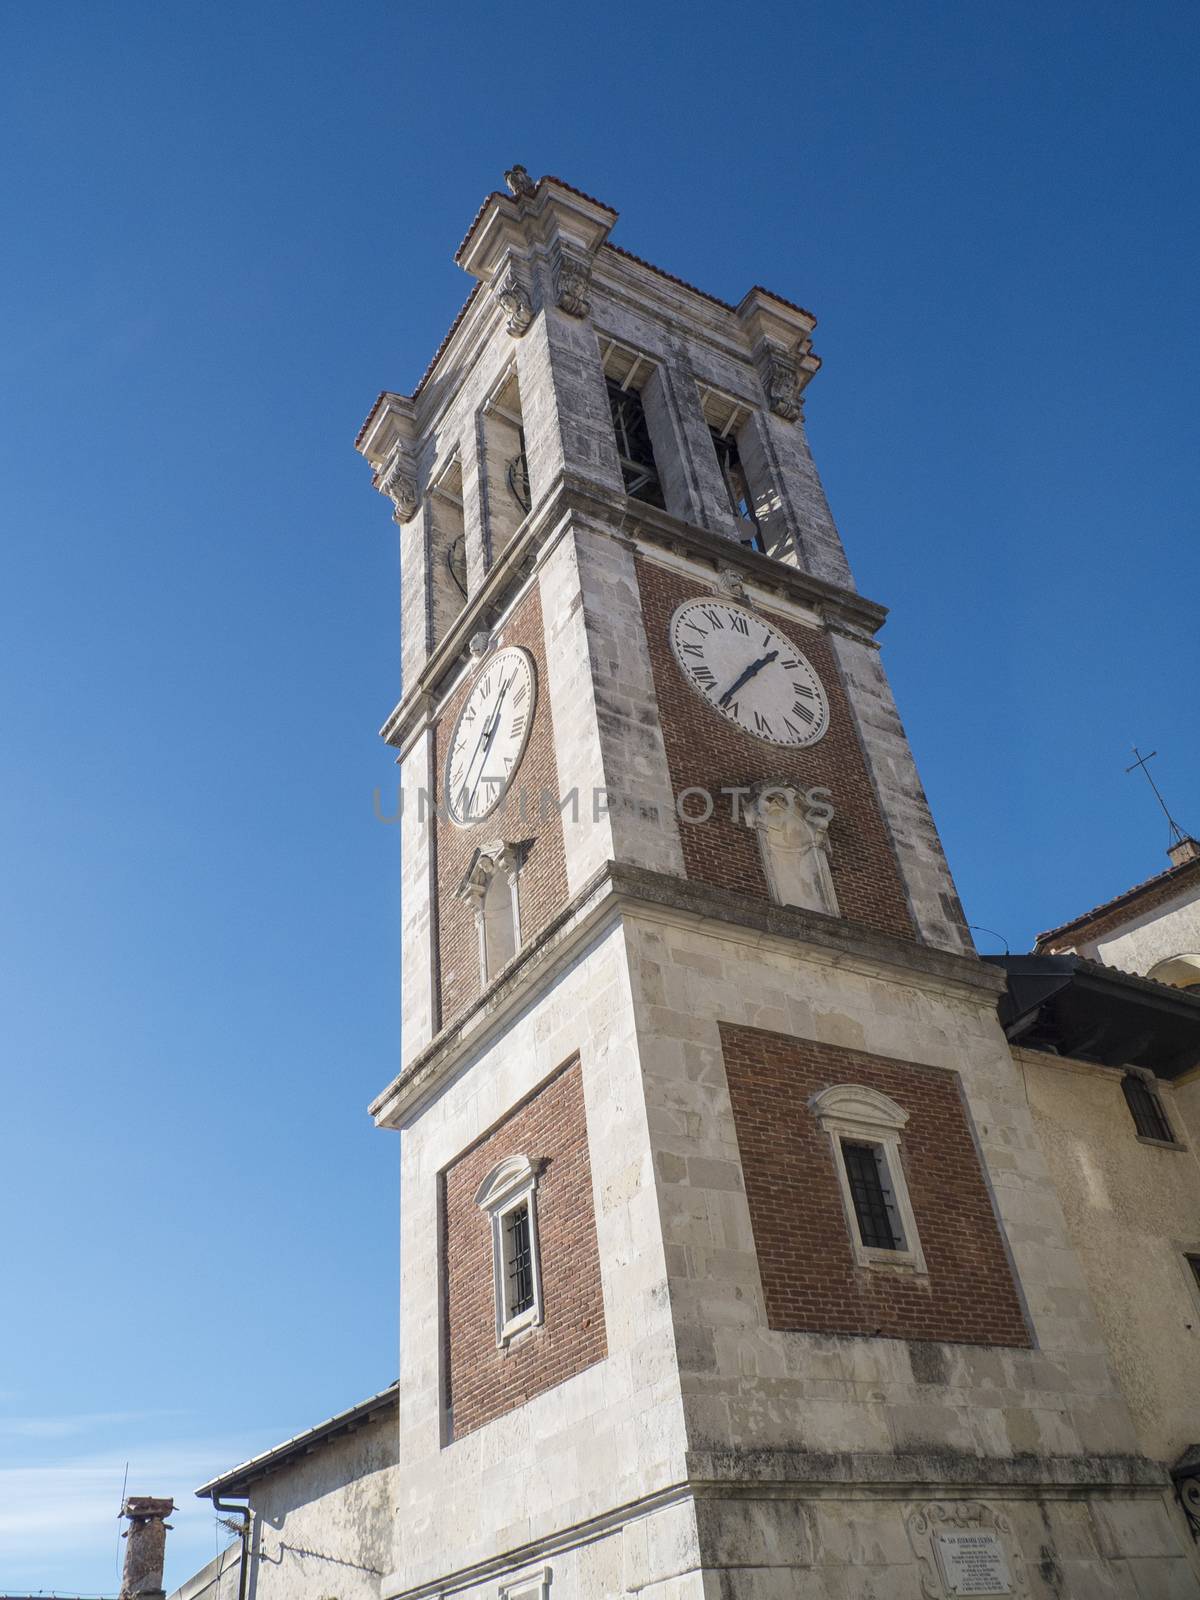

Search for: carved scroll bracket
xmin=552 ymin=241 xmax=592 ymax=318
xmin=495 ymin=260 xmax=534 ymax=337
xmin=378 ymin=442 xmax=419 ymax=525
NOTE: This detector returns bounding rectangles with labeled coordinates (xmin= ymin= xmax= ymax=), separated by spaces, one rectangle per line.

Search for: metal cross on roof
xmin=1125 ymin=745 xmax=1188 ymax=848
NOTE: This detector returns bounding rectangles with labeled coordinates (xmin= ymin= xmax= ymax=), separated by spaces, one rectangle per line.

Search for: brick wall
xmin=720 ymin=1024 xmax=1030 ymax=1346
xmin=435 ymin=583 xmax=568 ymax=1026
xmin=441 ymin=1056 xmax=607 ymax=1441
xmin=635 ymin=557 xmax=913 ymax=941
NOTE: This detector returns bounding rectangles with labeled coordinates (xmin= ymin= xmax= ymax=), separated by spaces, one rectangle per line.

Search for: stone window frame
xmin=474 ymin=1153 xmax=545 ymax=1347
xmin=500 ymin=1567 xmax=551 ymax=1600
xmin=698 ymin=382 xmax=794 ymax=563
xmin=1120 ymin=1066 xmax=1182 ymax=1150
xmin=811 ymin=1084 xmax=928 ymax=1275
xmin=599 ymin=337 xmax=669 ymax=510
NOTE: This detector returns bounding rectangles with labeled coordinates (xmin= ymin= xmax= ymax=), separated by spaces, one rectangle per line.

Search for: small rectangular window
xmin=504 ymin=1203 xmax=535 ymax=1317
xmin=607 ymin=379 xmax=664 ymax=508
xmin=1122 ymin=1074 xmax=1175 ymax=1143
xmin=842 ymin=1140 xmax=904 ymax=1251
xmin=1186 ymin=1254 xmax=1200 ymax=1294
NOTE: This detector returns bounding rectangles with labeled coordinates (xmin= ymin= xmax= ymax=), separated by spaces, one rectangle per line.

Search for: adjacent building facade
xmin=169 ymin=168 xmax=1200 ymax=1600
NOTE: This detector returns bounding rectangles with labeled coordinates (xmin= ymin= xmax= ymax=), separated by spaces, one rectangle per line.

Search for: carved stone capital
xmin=495 ymin=262 xmax=534 ymax=337
xmin=552 ymin=242 xmax=592 ymax=318
xmin=378 ymin=444 xmax=419 ymax=525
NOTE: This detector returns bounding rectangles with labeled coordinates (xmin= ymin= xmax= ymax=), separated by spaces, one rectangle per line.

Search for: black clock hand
xmin=718 ymin=649 xmax=778 ymax=708
xmin=464 ymin=680 xmax=512 ymax=801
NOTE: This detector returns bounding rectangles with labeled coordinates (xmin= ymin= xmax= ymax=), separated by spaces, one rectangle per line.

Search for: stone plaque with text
xmin=934 ymin=1530 xmax=1013 ymax=1595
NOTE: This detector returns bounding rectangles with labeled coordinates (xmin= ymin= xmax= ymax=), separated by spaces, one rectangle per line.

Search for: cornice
xmin=369 ymin=861 xmax=1005 ymax=1130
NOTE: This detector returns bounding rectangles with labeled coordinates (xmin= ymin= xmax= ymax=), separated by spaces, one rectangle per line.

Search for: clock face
xmin=668 ymin=598 xmax=829 ymax=747
xmin=444 ymin=647 xmax=537 ymax=827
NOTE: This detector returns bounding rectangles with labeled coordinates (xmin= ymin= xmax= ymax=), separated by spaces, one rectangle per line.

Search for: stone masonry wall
xmin=441 ymin=1055 xmax=607 ymax=1440
xmin=721 ymin=1024 xmax=1030 ymax=1345
xmin=635 ymin=555 xmax=914 ymax=941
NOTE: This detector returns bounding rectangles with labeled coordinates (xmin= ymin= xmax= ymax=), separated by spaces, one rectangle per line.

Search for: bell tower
xmin=357 ymin=169 xmax=1188 ymax=1600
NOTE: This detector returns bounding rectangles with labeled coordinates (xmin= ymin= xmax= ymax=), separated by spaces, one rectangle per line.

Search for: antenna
xmin=1125 ymin=746 xmax=1187 ymax=848
xmin=115 ymin=1460 xmax=129 ymax=1579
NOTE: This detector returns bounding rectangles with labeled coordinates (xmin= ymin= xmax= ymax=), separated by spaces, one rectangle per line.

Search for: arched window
xmin=811 ymin=1084 xmax=927 ymax=1274
xmin=474 ymin=1154 xmax=544 ymax=1346
xmin=1146 ymin=954 xmax=1200 ymax=992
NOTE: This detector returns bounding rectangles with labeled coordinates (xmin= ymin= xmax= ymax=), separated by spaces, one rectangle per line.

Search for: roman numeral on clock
xmin=692 ymin=665 xmax=717 ymax=689
xmin=754 ymin=711 xmax=773 ymax=736
xmin=700 ymin=607 xmax=725 ymax=629
xmin=792 ymin=701 xmax=815 ymax=723
xmin=730 ymin=614 xmax=749 ymax=635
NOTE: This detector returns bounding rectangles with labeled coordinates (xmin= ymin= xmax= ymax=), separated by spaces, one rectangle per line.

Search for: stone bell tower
xmin=357 ymin=168 xmax=1193 ymax=1600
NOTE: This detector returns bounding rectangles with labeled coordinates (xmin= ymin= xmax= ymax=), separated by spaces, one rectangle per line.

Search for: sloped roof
xmin=195 ymin=1382 xmax=397 ymax=1499
xmin=1035 ymin=853 xmax=1200 ymax=947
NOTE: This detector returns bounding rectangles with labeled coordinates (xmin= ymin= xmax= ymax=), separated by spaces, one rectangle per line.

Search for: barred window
xmin=474 ymin=1154 xmax=544 ymax=1345
xmin=1121 ymin=1073 xmax=1175 ymax=1143
xmin=504 ymin=1203 xmax=535 ymax=1317
xmin=842 ymin=1141 xmax=904 ymax=1251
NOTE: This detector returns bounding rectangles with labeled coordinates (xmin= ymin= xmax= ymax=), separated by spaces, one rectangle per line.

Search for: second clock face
xmin=444 ymin=647 xmax=537 ymax=826
xmin=668 ymin=598 xmax=830 ymax=747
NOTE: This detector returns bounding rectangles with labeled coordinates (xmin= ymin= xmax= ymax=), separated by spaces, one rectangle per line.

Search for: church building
xmin=167 ymin=168 xmax=1200 ymax=1600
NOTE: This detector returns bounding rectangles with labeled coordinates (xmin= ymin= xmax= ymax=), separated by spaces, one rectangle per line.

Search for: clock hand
xmin=463 ymin=679 xmax=513 ymax=803
xmin=718 ymin=649 xmax=779 ymax=708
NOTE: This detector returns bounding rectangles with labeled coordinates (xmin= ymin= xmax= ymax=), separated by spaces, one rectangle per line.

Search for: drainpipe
xmin=210 ymin=1492 xmax=252 ymax=1600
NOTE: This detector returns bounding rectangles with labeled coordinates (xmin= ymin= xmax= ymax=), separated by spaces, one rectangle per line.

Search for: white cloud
xmin=0 ymin=1439 xmax=257 ymax=1595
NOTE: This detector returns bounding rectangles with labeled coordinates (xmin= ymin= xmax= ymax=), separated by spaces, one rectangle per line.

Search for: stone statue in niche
xmin=743 ymin=782 xmax=838 ymax=916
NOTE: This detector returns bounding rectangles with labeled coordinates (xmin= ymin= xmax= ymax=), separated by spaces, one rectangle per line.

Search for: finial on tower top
xmin=504 ymin=164 xmax=537 ymax=198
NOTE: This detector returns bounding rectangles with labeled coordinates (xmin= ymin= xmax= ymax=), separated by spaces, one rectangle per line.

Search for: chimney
xmin=1168 ymin=836 xmax=1200 ymax=869
xmin=119 ymin=1496 xmax=175 ymax=1600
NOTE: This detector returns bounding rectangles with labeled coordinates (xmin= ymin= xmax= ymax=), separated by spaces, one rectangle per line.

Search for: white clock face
xmin=443 ymin=647 xmax=537 ymax=827
xmin=668 ymin=598 xmax=829 ymax=747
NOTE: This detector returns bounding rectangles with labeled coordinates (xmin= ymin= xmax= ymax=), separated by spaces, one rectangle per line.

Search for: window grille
xmin=606 ymin=380 xmax=664 ymax=508
xmin=505 ymin=1203 xmax=535 ymax=1317
xmin=1122 ymin=1074 xmax=1175 ymax=1142
xmin=842 ymin=1141 xmax=902 ymax=1251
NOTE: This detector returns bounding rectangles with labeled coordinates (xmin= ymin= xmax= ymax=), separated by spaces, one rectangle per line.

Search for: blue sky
xmin=1 ymin=0 xmax=1197 ymax=1589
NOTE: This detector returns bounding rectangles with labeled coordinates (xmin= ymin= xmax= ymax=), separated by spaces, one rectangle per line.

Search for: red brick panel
xmin=635 ymin=557 xmax=913 ymax=941
xmin=441 ymin=1057 xmax=608 ymax=1441
xmin=720 ymin=1024 xmax=1030 ymax=1346
xmin=435 ymin=584 xmax=568 ymax=1027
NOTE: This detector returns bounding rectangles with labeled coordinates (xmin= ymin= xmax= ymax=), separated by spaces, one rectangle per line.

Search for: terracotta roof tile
xmin=1035 ymin=855 xmax=1200 ymax=946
